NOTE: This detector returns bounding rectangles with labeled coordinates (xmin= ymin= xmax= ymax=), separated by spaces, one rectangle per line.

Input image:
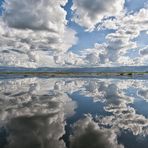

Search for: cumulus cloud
xmin=3 ymin=0 xmax=67 ymax=32
xmin=100 ymin=8 xmax=148 ymax=63
xmin=0 ymin=0 xmax=147 ymax=67
xmin=72 ymin=0 xmax=125 ymax=31
xmin=0 ymin=24 xmax=78 ymax=67
xmin=78 ymin=43 xmax=109 ymax=66
xmin=100 ymin=8 xmax=148 ymax=37
xmin=106 ymin=30 xmax=137 ymax=51
xmin=77 ymin=8 xmax=148 ymax=66
xmin=54 ymin=51 xmax=84 ymax=66
xmin=85 ymin=53 xmax=99 ymax=64
xmin=0 ymin=0 xmax=78 ymax=67
xmin=74 ymin=8 xmax=148 ymax=66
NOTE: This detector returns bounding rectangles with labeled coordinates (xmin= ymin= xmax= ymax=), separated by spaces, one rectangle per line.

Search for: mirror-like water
xmin=0 ymin=78 xmax=148 ymax=148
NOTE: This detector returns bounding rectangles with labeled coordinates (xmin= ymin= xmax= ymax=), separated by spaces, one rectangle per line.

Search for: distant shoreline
xmin=0 ymin=71 xmax=148 ymax=77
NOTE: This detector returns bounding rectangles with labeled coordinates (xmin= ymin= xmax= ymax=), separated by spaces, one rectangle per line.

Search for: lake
xmin=0 ymin=77 xmax=148 ymax=148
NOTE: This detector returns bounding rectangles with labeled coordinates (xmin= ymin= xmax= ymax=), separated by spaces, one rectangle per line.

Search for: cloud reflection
xmin=5 ymin=114 xmax=66 ymax=148
xmin=0 ymin=78 xmax=148 ymax=148
xmin=70 ymin=115 xmax=124 ymax=148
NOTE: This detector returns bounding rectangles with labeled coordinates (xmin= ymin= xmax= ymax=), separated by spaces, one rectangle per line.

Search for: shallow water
xmin=0 ymin=77 xmax=148 ymax=148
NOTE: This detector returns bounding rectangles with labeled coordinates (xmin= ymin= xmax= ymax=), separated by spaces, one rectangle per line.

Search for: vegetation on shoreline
xmin=0 ymin=71 xmax=148 ymax=77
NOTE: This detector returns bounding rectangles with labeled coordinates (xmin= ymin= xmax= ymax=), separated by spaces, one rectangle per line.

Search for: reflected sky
xmin=0 ymin=78 xmax=148 ymax=148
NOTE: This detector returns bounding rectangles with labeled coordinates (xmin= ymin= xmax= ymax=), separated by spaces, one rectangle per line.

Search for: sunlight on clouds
xmin=0 ymin=0 xmax=147 ymax=67
xmin=72 ymin=0 xmax=125 ymax=31
xmin=0 ymin=0 xmax=78 ymax=67
xmin=79 ymin=8 xmax=148 ymax=66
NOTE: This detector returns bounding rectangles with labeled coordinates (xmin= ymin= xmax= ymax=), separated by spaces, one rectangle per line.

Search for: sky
xmin=0 ymin=0 xmax=148 ymax=68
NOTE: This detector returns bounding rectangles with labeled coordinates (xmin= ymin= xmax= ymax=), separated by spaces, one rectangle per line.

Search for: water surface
xmin=0 ymin=77 xmax=148 ymax=148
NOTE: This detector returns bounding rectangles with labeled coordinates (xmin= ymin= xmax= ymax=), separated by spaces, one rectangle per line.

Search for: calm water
xmin=0 ymin=77 xmax=148 ymax=148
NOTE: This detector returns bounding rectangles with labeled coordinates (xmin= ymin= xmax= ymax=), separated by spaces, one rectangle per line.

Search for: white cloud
xmin=101 ymin=8 xmax=148 ymax=54
xmin=68 ymin=8 xmax=148 ymax=66
xmin=72 ymin=0 xmax=125 ymax=31
xmin=0 ymin=0 xmax=147 ymax=67
xmin=106 ymin=30 xmax=137 ymax=51
xmin=100 ymin=8 xmax=148 ymax=36
xmin=3 ymin=0 xmax=67 ymax=32
xmin=117 ymin=56 xmax=139 ymax=65
xmin=53 ymin=51 xmax=85 ymax=66
xmin=83 ymin=8 xmax=148 ymax=65
xmin=0 ymin=0 xmax=78 ymax=67
xmin=78 ymin=43 xmax=110 ymax=66
xmin=0 ymin=25 xmax=78 ymax=66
